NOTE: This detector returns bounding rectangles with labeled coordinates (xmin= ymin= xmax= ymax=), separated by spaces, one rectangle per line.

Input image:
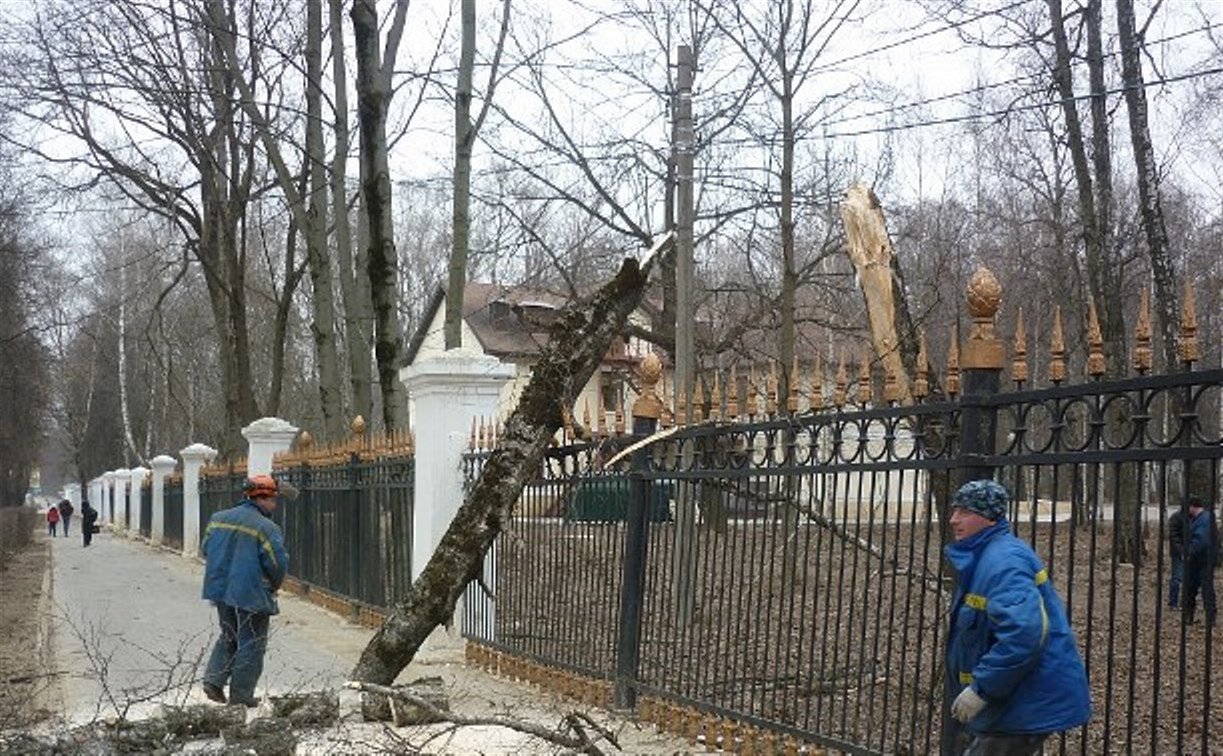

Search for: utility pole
xmin=672 ymin=44 xmax=696 ymax=627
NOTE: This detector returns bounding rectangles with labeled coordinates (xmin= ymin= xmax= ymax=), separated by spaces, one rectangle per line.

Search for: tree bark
xmin=1116 ymin=0 xmax=1179 ymax=370
xmin=444 ymin=0 xmax=477 ymax=351
xmin=329 ymin=0 xmax=374 ymax=424
xmin=352 ymin=248 xmax=667 ymax=685
xmin=352 ymin=0 xmax=409 ymax=431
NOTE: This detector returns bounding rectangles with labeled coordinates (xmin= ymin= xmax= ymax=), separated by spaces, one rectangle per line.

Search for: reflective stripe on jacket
xmin=945 ymin=519 xmax=1091 ymax=735
xmin=201 ymin=500 xmax=288 ymax=615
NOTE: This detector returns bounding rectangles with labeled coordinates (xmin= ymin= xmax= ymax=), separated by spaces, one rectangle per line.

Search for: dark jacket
xmin=201 ymin=500 xmax=288 ymax=615
xmin=946 ymin=519 xmax=1092 ymax=736
xmin=81 ymin=503 xmax=97 ymax=526
xmin=1186 ymin=509 xmax=1219 ymax=570
xmin=1168 ymin=510 xmax=1187 ymax=558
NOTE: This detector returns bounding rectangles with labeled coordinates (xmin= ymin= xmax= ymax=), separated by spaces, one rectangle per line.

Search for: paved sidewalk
xmin=45 ymin=528 xmax=689 ymax=754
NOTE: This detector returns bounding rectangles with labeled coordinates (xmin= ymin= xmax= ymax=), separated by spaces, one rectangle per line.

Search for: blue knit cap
xmin=952 ymin=479 xmax=1008 ymax=521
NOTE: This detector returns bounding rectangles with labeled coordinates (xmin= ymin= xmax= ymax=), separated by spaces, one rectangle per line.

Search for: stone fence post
xmin=150 ymin=455 xmax=176 ymax=546
xmin=114 ymin=469 xmax=131 ymax=531
xmin=401 ymin=350 xmax=513 ymax=584
xmin=128 ymin=467 xmax=149 ymax=537
xmin=242 ymin=417 xmax=299 ymax=476
xmin=180 ymin=444 xmax=217 ymax=558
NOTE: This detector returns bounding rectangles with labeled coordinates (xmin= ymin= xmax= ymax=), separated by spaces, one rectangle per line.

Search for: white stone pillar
xmin=241 ymin=417 xmax=300 ymax=476
xmin=128 ymin=467 xmax=149 ymax=537
xmin=150 ymin=455 xmax=177 ymax=546
xmin=180 ymin=444 xmax=217 ymax=558
xmin=112 ymin=469 xmax=130 ymax=531
xmin=400 ymin=349 xmax=513 ymax=581
xmin=102 ymin=471 xmax=119 ymax=525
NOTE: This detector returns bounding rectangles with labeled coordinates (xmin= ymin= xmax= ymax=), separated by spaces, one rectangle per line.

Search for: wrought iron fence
xmin=164 ymin=476 xmax=184 ymax=549
xmin=462 ymin=352 xmax=1220 ymax=752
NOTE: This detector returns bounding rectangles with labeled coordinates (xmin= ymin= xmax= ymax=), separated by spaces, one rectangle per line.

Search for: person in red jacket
xmin=45 ymin=504 xmax=60 ymax=537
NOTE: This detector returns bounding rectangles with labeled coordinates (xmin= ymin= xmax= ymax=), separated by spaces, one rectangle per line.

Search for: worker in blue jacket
xmin=200 ymin=475 xmax=289 ymax=707
xmin=1182 ymin=495 xmax=1218 ymax=627
xmin=945 ymin=480 xmax=1091 ymax=755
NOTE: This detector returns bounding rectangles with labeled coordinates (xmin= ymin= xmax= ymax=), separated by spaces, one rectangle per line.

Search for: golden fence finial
xmin=914 ymin=329 xmax=930 ymax=399
xmin=660 ymin=374 xmax=674 ymax=429
xmin=633 ymin=352 xmax=663 ymax=420
xmin=710 ymin=371 xmax=723 ymax=421
xmin=787 ymin=355 xmax=800 ymax=414
xmin=469 ymin=417 xmax=477 ymax=450
xmin=834 ymin=348 xmax=848 ymax=407
xmin=562 ymin=404 xmax=574 ymax=443
xmin=746 ymin=364 xmax=759 ymax=417
xmin=946 ymin=324 xmax=961 ymax=397
xmin=1012 ymin=307 xmax=1028 ymax=385
xmin=810 ymin=353 xmax=823 ymax=411
xmin=884 ymin=355 xmax=900 ymax=404
xmin=676 ymin=385 xmax=688 ymax=426
xmin=1133 ymin=286 xmax=1152 ymax=374
xmin=692 ymin=374 xmax=705 ymax=423
xmin=1179 ymin=281 xmax=1199 ymax=365
xmin=596 ymin=390 xmax=608 ymax=437
xmin=766 ymin=361 xmax=779 ymax=416
xmin=962 ymin=266 xmax=1004 ymax=369
xmin=479 ymin=416 xmax=489 ymax=450
xmin=727 ymin=364 xmax=740 ymax=420
xmin=1049 ymin=306 xmax=1066 ymax=384
xmin=614 ymin=387 xmax=626 ymax=435
xmin=857 ymin=347 xmax=873 ymax=405
xmin=1086 ymin=296 xmax=1106 ymax=377
xmin=582 ymin=399 xmax=593 ymax=439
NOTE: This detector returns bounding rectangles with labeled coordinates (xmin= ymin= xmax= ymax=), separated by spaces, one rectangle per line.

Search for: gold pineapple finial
xmin=632 ymin=352 xmax=663 ymax=420
xmin=857 ymin=347 xmax=872 ymax=405
xmin=1179 ymin=281 xmax=1199 ymax=365
xmin=1132 ymin=287 xmax=1152 ymax=374
xmin=946 ymin=323 xmax=961 ymax=397
xmin=1011 ymin=307 xmax=1028 ymax=385
xmin=787 ymin=355 xmax=800 ymax=414
xmin=810 ymin=353 xmax=823 ymax=411
xmin=962 ymin=267 xmax=1004 ymax=369
xmin=1086 ymin=297 xmax=1106 ymax=377
xmin=834 ymin=348 xmax=848 ymax=407
xmin=1049 ymin=306 xmax=1066 ymax=384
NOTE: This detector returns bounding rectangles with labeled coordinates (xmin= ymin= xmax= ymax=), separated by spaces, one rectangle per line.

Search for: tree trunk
xmin=352 ymin=251 xmax=665 ymax=685
xmin=352 ymin=0 xmax=408 ymax=431
xmin=444 ymin=0 xmax=477 ymax=351
xmin=329 ymin=0 xmax=374 ymax=424
xmin=1116 ymin=0 xmax=1179 ymax=371
xmin=305 ymin=0 xmax=345 ymax=441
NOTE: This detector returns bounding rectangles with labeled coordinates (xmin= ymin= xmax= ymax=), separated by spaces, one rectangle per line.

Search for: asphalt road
xmin=46 ymin=527 xmax=359 ymax=724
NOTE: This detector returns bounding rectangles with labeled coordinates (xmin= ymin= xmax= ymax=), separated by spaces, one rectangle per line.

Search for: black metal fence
xmin=198 ymin=454 xmax=415 ymax=610
xmin=462 ymin=366 xmax=1222 ymax=754
xmin=139 ymin=483 xmax=152 ymax=539
xmin=163 ymin=476 xmax=184 ymax=549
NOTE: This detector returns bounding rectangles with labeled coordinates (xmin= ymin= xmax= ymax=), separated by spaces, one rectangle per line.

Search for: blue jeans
xmin=1169 ymin=553 xmax=1183 ymax=607
xmin=203 ymin=603 xmax=270 ymax=704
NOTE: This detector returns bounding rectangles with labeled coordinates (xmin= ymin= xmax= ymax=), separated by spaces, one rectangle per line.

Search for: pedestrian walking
xmin=81 ymin=499 xmax=97 ymax=547
xmin=199 ymin=475 xmax=289 ymax=707
xmin=1168 ymin=504 xmax=1187 ymax=608
xmin=945 ymin=479 xmax=1091 ymax=755
xmin=58 ymin=499 xmax=74 ymax=538
xmin=46 ymin=505 xmax=59 ymax=537
xmin=1182 ymin=495 xmax=1218 ymax=627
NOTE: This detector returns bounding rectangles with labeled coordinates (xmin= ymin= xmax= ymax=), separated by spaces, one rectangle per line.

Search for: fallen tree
xmin=351 ymin=234 xmax=674 ymax=686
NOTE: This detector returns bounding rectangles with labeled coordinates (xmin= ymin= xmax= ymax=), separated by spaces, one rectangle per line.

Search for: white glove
xmin=951 ymin=686 xmax=988 ymax=723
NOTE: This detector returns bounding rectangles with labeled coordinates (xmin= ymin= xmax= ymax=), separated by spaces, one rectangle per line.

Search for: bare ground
xmin=0 ymin=536 xmax=54 ymax=730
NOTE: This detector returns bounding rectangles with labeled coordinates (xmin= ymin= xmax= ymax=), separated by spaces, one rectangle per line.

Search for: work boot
xmin=202 ymin=683 xmax=227 ymax=704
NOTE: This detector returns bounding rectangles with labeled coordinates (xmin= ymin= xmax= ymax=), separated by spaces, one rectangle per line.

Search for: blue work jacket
xmin=201 ymin=500 xmax=289 ymax=615
xmin=945 ymin=519 xmax=1091 ymax=735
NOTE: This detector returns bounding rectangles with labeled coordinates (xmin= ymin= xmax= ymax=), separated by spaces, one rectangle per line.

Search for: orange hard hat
xmin=243 ymin=474 xmax=279 ymax=499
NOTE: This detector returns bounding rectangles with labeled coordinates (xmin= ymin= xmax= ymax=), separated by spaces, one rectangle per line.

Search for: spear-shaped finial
xmin=946 ymin=324 xmax=961 ymax=397
xmin=914 ymin=330 xmax=929 ymax=399
xmin=766 ymin=361 xmax=779 ymax=416
xmin=469 ymin=416 xmax=477 ymax=450
xmin=582 ymin=399 xmax=593 ymax=440
xmin=810 ymin=353 xmax=824 ymax=411
xmin=727 ymin=364 xmax=740 ymax=420
xmin=787 ymin=354 xmax=800 ymax=414
xmin=1049 ymin=306 xmax=1066 ymax=384
xmin=710 ymin=371 xmax=723 ymax=421
xmin=1132 ymin=287 xmax=1152 ymax=374
xmin=1011 ymin=307 xmax=1028 ymax=385
xmin=746 ymin=364 xmax=759 ymax=417
xmin=1179 ymin=281 xmax=1199 ymax=365
xmin=834 ymin=348 xmax=848 ymax=407
xmin=1086 ymin=297 xmax=1106 ymax=378
xmin=857 ymin=347 xmax=873 ymax=405
xmin=692 ymin=374 xmax=705 ymax=424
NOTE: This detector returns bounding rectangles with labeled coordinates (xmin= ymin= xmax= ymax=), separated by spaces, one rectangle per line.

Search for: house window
xmin=600 ymin=372 xmax=624 ymax=413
